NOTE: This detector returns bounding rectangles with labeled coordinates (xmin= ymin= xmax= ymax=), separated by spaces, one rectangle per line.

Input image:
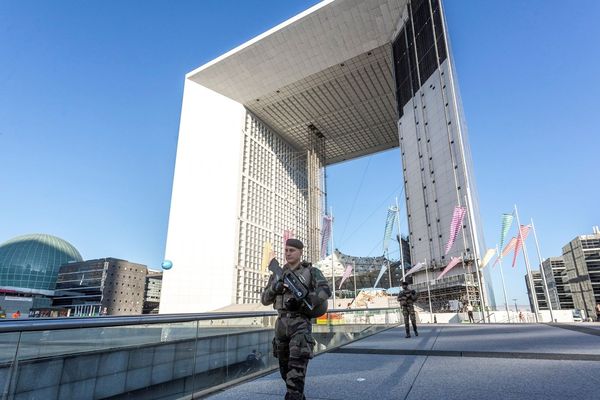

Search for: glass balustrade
xmin=0 ymin=307 xmax=400 ymax=399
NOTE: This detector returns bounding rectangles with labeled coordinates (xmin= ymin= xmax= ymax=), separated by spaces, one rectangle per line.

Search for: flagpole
xmin=387 ymin=257 xmax=393 ymax=289
xmin=463 ymin=262 xmax=471 ymax=316
xmin=468 ymin=256 xmax=486 ymax=323
xmin=424 ymin=258 xmax=433 ymax=323
xmin=353 ymin=261 xmax=357 ymax=304
xmin=496 ymin=245 xmax=511 ymax=323
xmin=514 ymin=204 xmax=539 ymax=322
xmin=330 ymin=207 xmax=336 ymax=307
xmin=383 ymin=205 xmax=395 ymax=288
xmin=395 ymin=197 xmax=406 ymax=281
xmin=530 ymin=218 xmax=555 ymax=322
xmin=464 ymin=195 xmax=489 ymax=323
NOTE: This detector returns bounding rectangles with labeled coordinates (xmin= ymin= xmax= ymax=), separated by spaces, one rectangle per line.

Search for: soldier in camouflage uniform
xmin=397 ymin=281 xmax=418 ymax=338
xmin=261 ymin=239 xmax=331 ymax=400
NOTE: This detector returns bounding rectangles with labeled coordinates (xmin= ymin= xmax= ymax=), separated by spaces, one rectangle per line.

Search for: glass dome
xmin=0 ymin=234 xmax=83 ymax=292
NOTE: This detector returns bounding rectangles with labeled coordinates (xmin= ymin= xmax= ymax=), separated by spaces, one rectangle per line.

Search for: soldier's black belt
xmin=278 ymin=311 xmax=306 ymax=318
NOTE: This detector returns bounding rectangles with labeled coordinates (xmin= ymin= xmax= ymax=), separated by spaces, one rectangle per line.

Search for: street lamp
xmin=513 ymin=298 xmax=518 ymax=312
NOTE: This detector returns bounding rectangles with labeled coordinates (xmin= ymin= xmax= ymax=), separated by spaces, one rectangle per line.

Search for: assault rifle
xmin=268 ymin=258 xmax=314 ymax=311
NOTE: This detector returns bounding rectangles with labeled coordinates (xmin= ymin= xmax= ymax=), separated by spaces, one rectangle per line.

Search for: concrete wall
xmin=161 ymin=79 xmax=246 ymax=313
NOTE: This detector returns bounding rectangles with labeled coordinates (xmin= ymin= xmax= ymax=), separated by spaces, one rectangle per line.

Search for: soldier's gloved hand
xmin=285 ymin=297 xmax=301 ymax=311
xmin=271 ymin=280 xmax=285 ymax=294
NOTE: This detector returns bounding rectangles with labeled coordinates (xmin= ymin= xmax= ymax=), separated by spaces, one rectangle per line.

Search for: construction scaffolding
xmin=412 ymin=273 xmax=481 ymax=312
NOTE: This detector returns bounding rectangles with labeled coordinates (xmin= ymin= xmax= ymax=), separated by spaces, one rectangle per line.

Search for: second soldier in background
xmin=397 ymin=281 xmax=418 ymax=338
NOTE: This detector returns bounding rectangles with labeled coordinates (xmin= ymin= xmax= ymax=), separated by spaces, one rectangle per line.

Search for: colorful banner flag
xmin=260 ymin=242 xmax=274 ymax=274
xmin=445 ymin=206 xmax=467 ymax=255
xmin=373 ymin=264 xmax=387 ymax=288
xmin=383 ymin=206 xmax=398 ymax=253
xmin=404 ymin=262 xmax=424 ymax=278
xmin=480 ymin=248 xmax=497 ymax=269
xmin=493 ymin=237 xmax=517 ymax=267
xmin=320 ymin=215 xmax=333 ymax=260
xmin=437 ymin=257 xmax=462 ymax=280
xmin=339 ymin=264 xmax=354 ymax=289
xmin=501 ymin=237 xmax=517 ymax=257
xmin=499 ymin=213 xmax=514 ymax=251
xmin=512 ymin=225 xmax=531 ymax=268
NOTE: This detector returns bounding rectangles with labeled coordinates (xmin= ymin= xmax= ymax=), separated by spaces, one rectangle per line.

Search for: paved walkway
xmin=206 ymin=323 xmax=600 ymax=400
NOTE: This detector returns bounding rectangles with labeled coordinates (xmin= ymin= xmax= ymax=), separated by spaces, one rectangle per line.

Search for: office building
xmin=162 ymin=0 xmax=491 ymax=312
xmin=53 ymin=258 xmax=147 ymax=316
xmin=143 ymin=271 xmax=162 ymax=314
xmin=562 ymin=228 xmax=600 ymax=319
xmin=542 ymin=256 xmax=574 ymax=310
xmin=525 ymin=270 xmax=549 ymax=311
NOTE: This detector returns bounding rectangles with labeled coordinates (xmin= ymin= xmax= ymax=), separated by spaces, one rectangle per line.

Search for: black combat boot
xmin=405 ymin=330 xmax=411 ymax=338
xmin=285 ymin=392 xmax=304 ymax=400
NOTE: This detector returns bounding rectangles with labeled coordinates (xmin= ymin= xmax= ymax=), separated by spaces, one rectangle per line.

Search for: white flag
xmin=480 ymin=248 xmax=496 ymax=269
xmin=373 ymin=264 xmax=387 ymax=288
xmin=404 ymin=262 xmax=424 ymax=278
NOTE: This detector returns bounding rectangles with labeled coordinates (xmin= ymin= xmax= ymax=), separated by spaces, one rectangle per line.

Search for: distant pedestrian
xmin=596 ymin=304 xmax=600 ymax=322
xmin=519 ymin=311 xmax=524 ymax=322
xmin=12 ymin=310 xmax=21 ymax=319
xmin=467 ymin=304 xmax=475 ymax=323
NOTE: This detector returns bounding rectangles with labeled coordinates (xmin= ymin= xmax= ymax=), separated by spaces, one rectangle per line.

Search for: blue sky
xmin=1 ymin=1 xmax=598 ymax=307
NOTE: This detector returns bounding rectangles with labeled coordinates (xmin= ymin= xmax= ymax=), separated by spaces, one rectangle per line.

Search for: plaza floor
xmin=205 ymin=323 xmax=600 ymax=400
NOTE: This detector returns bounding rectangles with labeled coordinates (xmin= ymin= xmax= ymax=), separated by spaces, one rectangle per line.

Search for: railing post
xmin=4 ymin=331 xmax=22 ymax=400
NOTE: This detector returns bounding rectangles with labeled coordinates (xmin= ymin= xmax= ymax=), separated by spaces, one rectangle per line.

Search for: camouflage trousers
xmin=402 ymin=305 xmax=418 ymax=334
xmin=272 ymin=313 xmax=315 ymax=400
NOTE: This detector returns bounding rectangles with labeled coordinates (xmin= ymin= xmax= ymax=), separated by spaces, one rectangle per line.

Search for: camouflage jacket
xmin=397 ymin=288 xmax=418 ymax=307
xmin=261 ymin=261 xmax=331 ymax=312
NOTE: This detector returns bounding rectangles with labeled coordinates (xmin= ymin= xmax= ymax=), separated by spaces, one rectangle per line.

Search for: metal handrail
xmin=0 ymin=307 xmax=398 ymax=333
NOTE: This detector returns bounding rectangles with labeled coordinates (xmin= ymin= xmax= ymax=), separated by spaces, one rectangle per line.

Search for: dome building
xmin=0 ymin=234 xmax=83 ymax=295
